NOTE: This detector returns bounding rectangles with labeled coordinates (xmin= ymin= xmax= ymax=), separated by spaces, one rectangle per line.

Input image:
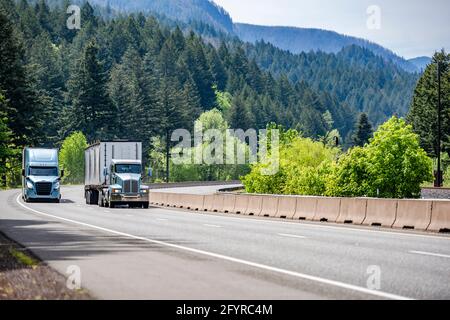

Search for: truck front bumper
xmin=24 ymin=188 xmax=60 ymax=201
xmin=110 ymin=192 xmax=149 ymax=204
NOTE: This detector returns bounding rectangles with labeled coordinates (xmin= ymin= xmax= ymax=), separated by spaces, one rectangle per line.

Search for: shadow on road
xmin=0 ymin=218 xmax=201 ymax=263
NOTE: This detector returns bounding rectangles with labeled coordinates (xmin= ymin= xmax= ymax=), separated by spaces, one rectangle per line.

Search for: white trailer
xmin=84 ymin=141 xmax=149 ymax=208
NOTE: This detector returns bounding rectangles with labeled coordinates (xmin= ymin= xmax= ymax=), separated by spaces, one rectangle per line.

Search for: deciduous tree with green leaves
xmin=328 ymin=117 xmax=433 ymax=198
xmin=59 ymin=132 xmax=88 ymax=184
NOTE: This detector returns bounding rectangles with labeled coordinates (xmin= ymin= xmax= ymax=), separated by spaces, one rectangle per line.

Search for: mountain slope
xmin=65 ymin=0 xmax=420 ymax=73
xmin=408 ymin=56 xmax=432 ymax=72
xmin=83 ymin=0 xmax=234 ymax=33
xmin=234 ymin=23 xmax=419 ymax=73
xmin=243 ymin=41 xmax=419 ymax=127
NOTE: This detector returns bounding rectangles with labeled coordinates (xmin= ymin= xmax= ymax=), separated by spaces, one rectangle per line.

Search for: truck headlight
xmin=112 ymin=188 xmax=121 ymax=193
xmin=54 ymin=181 xmax=60 ymax=189
xmin=26 ymin=181 xmax=33 ymax=189
xmin=141 ymin=189 xmax=148 ymax=193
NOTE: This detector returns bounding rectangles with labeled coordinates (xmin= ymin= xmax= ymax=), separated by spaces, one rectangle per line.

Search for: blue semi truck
xmin=22 ymin=148 xmax=63 ymax=203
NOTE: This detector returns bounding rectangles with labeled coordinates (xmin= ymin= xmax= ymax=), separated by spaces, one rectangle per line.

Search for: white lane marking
xmin=156 ymin=218 xmax=168 ymax=221
xmin=409 ymin=251 xmax=450 ymax=259
xmin=104 ymin=211 xmax=111 ymax=213
xmin=125 ymin=214 xmax=133 ymax=217
xmin=156 ymin=207 xmax=449 ymax=241
xmin=278 ymin=233 xmax=306 ymax=239
xmin=15 ymin=194 xmax=412 ymax=300
xmin=203 ymin=224 xmax=222 ymax=228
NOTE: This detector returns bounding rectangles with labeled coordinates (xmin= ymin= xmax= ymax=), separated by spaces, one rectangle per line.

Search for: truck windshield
xmin=29 ymin=167 xmax=58 ymax=176
xmin=115 ymin=164 xmax=141 ymax=174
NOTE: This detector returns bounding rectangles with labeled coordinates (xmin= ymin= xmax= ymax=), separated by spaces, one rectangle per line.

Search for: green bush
xmin=242 ymin=136 xmax=338 ymax=195
xmin=243 ymin=117 xmax=433 ymax=199
xmin=328 ymin=117 xmax=433 ymax=198
xmin=59 ymin=132 xmax=87 ymax=184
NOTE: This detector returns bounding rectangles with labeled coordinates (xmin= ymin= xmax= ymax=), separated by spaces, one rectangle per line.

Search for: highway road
xmin=0 ymin=185 xmax=449 ymax=300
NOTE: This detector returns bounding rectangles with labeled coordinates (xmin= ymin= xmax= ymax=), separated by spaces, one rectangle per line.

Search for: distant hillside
xmin=408 ymin=56 xmax=432 ymax=72
xmin=235 ymin=23 xmax=420 ymax=73
xmin=83 ymin=0 xmax=234 ymax=33
xmin=243 ymin=42 xmax=419 ymax=127
xmin=53 ymin=0 xmax=422 ymax=73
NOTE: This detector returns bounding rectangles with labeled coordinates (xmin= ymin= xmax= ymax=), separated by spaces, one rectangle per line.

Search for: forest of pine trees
xmin=0 ymin=0 xmax=428 ymax=185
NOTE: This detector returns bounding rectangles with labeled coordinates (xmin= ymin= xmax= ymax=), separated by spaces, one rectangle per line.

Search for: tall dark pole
xmin=166 ymin=129 xmax=170 ymax=183
xmin=436 ymin=62 xmax=442 ymax=187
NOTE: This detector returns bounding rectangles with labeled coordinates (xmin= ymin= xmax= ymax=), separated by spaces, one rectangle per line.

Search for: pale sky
xmin=214 ymin=0 xmax=449 ymax=58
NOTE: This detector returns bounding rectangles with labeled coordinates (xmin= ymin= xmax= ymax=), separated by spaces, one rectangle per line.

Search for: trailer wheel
xmin=143 ymin=203 xmax=149 ymax=209
xmin=85 ymin=191 xmax=91 ymax=204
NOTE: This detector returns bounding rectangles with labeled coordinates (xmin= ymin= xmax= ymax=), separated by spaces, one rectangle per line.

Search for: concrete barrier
xmin=187 ymin=194 xmax=205 ymax=211
xmin=392 ymin=199 xmax=432 ymax=230
xmin=276 ymin=196 xmax=297 ymax=219
xmin=313 ymin=197 xmax=341 ymax=222
xmin=337 ymin=198 xmax=367 ymax=224
xmin=293 ymin=197 xmax=317 ymax=220
xmin=245 ymin=195 xmax=263 ymax=216
xmin=158 ymin=193 xmax=168 ymax=206
xmin=363 ymin=199 xmax=398 ymax=227
xmin=260 ymin=196 xmax=279 ymax=217
xmin=164 ymin=193 xmax=179 ymax=207
xmin=209 ymin=194 xmax=225 ymax=212
xmin=427 ymin=200 xmax=450 ymax=232
xmin=234 ymin=195 xmax=249 ymax=214
xmin=202 ymin=195 xmax=215 ymax=212
xmin=175 ymin=194 xmax=190 ymax=208
xmin=221 ymin=194 xmax=237 ymax=213
xmin=149 ymin=192 xmax=160 ymax=205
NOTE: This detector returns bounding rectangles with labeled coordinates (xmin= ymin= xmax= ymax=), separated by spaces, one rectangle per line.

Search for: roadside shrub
xmin=59 ymin=132 xmax=87 ymax=184
xmin=242 ymin=137 xmax=338 ymax=196
xmin=328 ymin=117 xmax=433 ymax=198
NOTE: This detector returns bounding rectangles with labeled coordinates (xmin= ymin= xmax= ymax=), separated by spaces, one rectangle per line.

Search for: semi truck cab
xmin=105 ymin=159 xmax=149 ymax=208
xmin=22 ymin=148 xmax=63 ymax=203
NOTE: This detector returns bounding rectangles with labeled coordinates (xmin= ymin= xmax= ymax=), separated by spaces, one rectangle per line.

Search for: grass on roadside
xmin=9 ymin=248 xmax=39 ymax=268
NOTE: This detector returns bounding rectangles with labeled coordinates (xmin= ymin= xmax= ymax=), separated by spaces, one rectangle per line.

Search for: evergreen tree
xmin=0 ymin=93 xmax=14 ymax=185
xmin=65 ymin=40 xmax=117 ymax=141
xmin=0 ymin=8 xmax=41 ymax=146
xmin=407 ymin=50 xmax=450 ymax=157
xmin=230 ymin=95 xmax=251 ymax=130
xmin=28 ymin=33 xmax=65 ymax=145
xmin=353 ymin=113 xmax=373 ymax=147
xmin=109 ymin=47 xmax=157 ymax=151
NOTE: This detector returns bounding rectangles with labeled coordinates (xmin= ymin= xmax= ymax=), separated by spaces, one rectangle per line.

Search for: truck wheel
xmin=98 ymin=193 xmax=104 ymax=207
xmin=143 ymin=203 xmax=149 ymax=209
xmin=86 ymin=191 xmax=91 ymax=205
xmin=109 ymin=201 xmax=115 ymax=208
xmin=92 ymin=191 xmax=99 ymax=205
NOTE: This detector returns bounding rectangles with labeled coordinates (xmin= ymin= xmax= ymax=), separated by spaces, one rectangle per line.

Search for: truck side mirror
xmin=22 ymin=169 xmax=25 ymax=177
xmin=60 ymin=169 xmax=64 ymax=178
xmin=103 ymin=167 xmax=108 ymax=176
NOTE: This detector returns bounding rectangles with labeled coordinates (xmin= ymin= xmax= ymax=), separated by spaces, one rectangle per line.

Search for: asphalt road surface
xmin=0 ymin=186 xmax=449 ymax=300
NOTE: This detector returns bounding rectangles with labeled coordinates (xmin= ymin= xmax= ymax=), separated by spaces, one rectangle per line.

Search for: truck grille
xmin=35 ymin=182 xmax=52 ymax=196
xmin=123 ymin=180 xmax=139 ymax=193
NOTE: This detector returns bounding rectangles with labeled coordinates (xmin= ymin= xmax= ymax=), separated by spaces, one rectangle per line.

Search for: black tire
xmin=85 ymin=191 xmax=90 ymax=204
xmin=142 ymin=203 xmax=149 ymax=209
xmin=109 ymin=201 xmax=115 ymax=209
xmin=92 ymin=191 xmax=98 ymax=205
